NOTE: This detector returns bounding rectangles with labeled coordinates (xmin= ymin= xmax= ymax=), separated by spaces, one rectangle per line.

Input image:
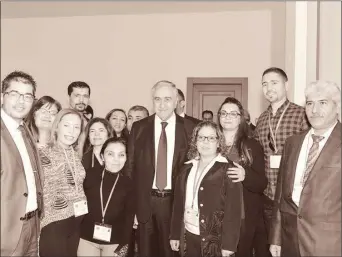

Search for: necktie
xmin=301 ymin=134 xmax=324 ymax=186
xmin=156 ymin=122 xmax=168 ymax=190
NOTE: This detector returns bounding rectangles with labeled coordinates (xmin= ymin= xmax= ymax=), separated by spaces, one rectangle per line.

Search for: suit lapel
xmin=0 ymin=118 xmax=25 ymax=169
xmin=146 ymin=115 xmax=156 ymax=170
xmin=287 ymin=132 xmax=307 ymax=195
xmin=172 ymin=115 xmax=185 ymax=173
xmin=302 ymin=123 xmax=341 ymax=189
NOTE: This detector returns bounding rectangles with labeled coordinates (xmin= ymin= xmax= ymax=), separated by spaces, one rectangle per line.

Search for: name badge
xmin=73 ymin=200 xmax=88 ymax=217
xmin=93 ymin=222 xmax=112 ymax=242
xmin=184 ymin=208 xmax=199 ymax=227
xmin=270 ymin=155 xmax=282 ymax=169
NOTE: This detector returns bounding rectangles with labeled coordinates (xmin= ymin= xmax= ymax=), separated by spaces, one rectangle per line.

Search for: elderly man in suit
xmin=269 ymin=80 xmax=341 ymax=257
xmin=1 ymin=71 xmax=44 ymax=256
xmin=127 ymin=80 xmax=196 ymax=257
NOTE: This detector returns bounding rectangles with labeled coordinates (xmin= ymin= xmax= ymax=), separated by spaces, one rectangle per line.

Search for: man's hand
xmin=221 ymin=249 xmax=234 ymax=256
xmin=170 ymin=240 xmax=180 ymax=251
xmin=270 ymin=244 xmax=281 ymax=257
xmin=227 ymin=162 xmax=246 ymax=182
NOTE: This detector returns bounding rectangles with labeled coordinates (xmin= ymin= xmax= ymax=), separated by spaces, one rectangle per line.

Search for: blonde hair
xmin=49 ymin=108 xmax=83 ymax=148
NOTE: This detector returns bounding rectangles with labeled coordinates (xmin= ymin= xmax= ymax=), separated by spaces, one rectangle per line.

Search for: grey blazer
xmin=1 ymin=118 xmax=44 ymax=256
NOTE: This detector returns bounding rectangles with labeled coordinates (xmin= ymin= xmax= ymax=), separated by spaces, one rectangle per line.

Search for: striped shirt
xmin=39 ymin=145 xmax=87 ymax=229
xmin=254 ymin=99 xmax=310 ymax=200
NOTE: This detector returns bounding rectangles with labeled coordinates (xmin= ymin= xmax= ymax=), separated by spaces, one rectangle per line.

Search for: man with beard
xmin=68 ymin=81 xmax=91 ymax=126
xmin=254 ymin=67 xmax=310 ymax=251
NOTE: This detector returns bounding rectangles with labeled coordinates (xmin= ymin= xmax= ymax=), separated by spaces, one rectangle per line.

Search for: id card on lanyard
xmin=62 ymin=147 xmax=88 ymax=217
xmin=93 ymin=168 xmax=120 ymax=242
xmin=268 ymin=103 xmax=290 ymax=168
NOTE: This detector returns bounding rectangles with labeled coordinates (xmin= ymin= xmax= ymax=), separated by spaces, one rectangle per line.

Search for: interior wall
xmin=2 ymin=9 xmax=279 ymax=122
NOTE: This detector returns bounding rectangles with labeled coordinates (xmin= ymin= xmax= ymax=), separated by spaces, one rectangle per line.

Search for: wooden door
xmin=186 ymin=77 xmax=248 ymax=120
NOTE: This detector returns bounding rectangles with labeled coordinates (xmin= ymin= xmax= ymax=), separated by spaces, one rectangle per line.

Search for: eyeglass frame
xmin=38 ymin=108 xmax=59 ymax=116
xmin=218 ymin=111 xmax=241 ymax=119
xmin=197 ymin=135 xmax=218 ymax=143
xmin=3 ymin=90 xmax=35 ymax=103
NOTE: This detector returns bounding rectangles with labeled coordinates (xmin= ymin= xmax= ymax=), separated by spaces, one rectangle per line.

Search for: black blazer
xmin=126 ymin=113 xmax=196 ymax=223
xmin=184 ymin=114 xmax=201 ymax=126
xmin=170 ymin=160 xmax=243 ymax=256
xmin=236 ymin=138 xmax=267 ymax=224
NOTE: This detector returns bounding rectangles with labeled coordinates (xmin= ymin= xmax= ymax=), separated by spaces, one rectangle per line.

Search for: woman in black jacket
xmin=78 ymin=137 xmax=134 ymax=257
xmin=218 ymin=97 xmax=270 ymax=257
xmin=170 ymin=121 xmax=243 ymax=257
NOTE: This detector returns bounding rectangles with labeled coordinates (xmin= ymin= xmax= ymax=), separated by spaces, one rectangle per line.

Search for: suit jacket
xmin=126 ymin=113 xmax=196 ymax=223
xmin=184 ymin=114 xmax=201 ymax=126
xmin=1 ymin=118 xmax=44 ymax=256
xmin=170 ymin=161 xmax=243 ymax=256
xmin=269 ymin=123 xmax=341 ymax=257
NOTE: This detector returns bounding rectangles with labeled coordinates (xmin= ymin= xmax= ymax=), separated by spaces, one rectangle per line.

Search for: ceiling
xmin=2 ymin=1 xmax=285 ymax=19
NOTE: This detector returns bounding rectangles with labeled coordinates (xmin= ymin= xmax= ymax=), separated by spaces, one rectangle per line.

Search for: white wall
xmin=319 ymin=1 xmax=341 ymax=86
xmin=2 ymin=10 xmax=273 ymax=121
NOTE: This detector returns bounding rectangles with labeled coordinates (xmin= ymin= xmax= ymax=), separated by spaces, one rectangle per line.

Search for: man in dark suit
xmin=269 ymin=80 xmax=341 ymax=257
xmin=1 ymin=71 xmax=44 ymax=256
xmin=127 ymin=80 xmax=196 ymax=257
xmin=176 ymin=88 xmax=201 ymax=125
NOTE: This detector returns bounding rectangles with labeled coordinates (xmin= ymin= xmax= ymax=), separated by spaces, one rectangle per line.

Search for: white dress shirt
xmin=292 ymin=122 xmax=337 ymax=206
xmin=184 ymin=154 xmax=228 ymax=235
xmin=153 ymin=113 xmax=176 ymax=190
xmin=179 ymin=112 xmax=185 ymax=118
xmin=1 ymin=109 xmax=38 ymax=213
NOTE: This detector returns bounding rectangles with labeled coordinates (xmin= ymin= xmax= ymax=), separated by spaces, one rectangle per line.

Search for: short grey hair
xmin=305 ymin=80 xmax=341 ymax=119
xmin=151 ymin=80 xmax=178 ymax=100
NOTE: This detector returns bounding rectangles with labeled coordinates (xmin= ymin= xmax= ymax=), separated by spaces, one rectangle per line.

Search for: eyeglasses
xmin=39 ymin=108 xmax=58 ymax=116
xmin=219 ymin=111 xmax=241 ymax=119
xmin=4 ymin=90 xmax=35 ymax=103
xmin=197 ymin=135 xmax=218 ymax=143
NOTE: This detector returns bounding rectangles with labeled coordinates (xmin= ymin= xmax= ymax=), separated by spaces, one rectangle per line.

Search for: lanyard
xmin=191 ymin=160 xmax=212 ymax=208
xmin=62 ymin=146 xmax=78 ymax=193
xmin=100 ymin=168 xmax=120 ymax=224
xmin=268 ymin=103 xmax=290 ymax=153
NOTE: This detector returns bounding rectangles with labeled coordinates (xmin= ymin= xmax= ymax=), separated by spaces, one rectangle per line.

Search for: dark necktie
xmin=156 ymin=122 xmax=168 ymax=190
xmin=301 ymin=134 xmax=324 ymax=186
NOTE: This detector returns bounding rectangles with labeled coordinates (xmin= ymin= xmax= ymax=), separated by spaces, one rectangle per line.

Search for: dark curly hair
xmin=187 ymin=121 xmax=227 ymax=160
xmin=217 ymin=97 xmax=253 ymax=166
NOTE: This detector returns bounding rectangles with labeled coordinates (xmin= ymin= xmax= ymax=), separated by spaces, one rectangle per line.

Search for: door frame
xmin=186 ymin=77 xmax=248 ymax=117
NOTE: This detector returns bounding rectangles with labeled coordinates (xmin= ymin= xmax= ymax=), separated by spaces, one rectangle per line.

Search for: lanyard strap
xmin=191 ymin=160 xmax=212 ymax=208
xmin=62 ymin=147 xmax=78 ymax=193
xmin=268 ymin=103 xmax=290 ymax=153
xmin=92 ymin=151 xmax=94 ymax=168
xmin=100 ymin=168 xmax=119 ymax=224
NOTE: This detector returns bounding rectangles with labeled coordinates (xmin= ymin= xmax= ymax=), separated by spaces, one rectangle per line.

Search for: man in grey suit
xmin=269 ymin=80 xmax=341 ymax=257
xmin=1 ymin=71 xmax=44 ymax=256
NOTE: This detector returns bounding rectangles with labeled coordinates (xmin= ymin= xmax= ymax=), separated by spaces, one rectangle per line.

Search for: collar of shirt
xmin=267 ymin=98 xmax=290 ymax=115
xmin=179 ymin=112 xmax=185 ymax=118
xmin=184 ymin=153 xmax=228 ymax=165
xmin=307 ymin=121 xmax=338 ymax=143
xmin=1 ymin=108 xmax=23 ymax=131
xmin=155 ymin=111 xmax=176 ymax=126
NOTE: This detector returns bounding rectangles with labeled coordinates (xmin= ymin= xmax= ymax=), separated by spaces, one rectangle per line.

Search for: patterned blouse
xmin=39 ymin=144 xmax=87 ymax=229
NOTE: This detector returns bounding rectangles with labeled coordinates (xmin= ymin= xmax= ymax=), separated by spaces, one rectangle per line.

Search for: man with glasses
xmin=254 ymin=67 xmax=310 ymax=241
xmin=1 ymin=71 xmax=44 ymax=256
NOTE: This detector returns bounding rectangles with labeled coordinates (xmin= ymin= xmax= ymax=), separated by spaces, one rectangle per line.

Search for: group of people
xmin=1 ymin=67 xmax=340 ymax=257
